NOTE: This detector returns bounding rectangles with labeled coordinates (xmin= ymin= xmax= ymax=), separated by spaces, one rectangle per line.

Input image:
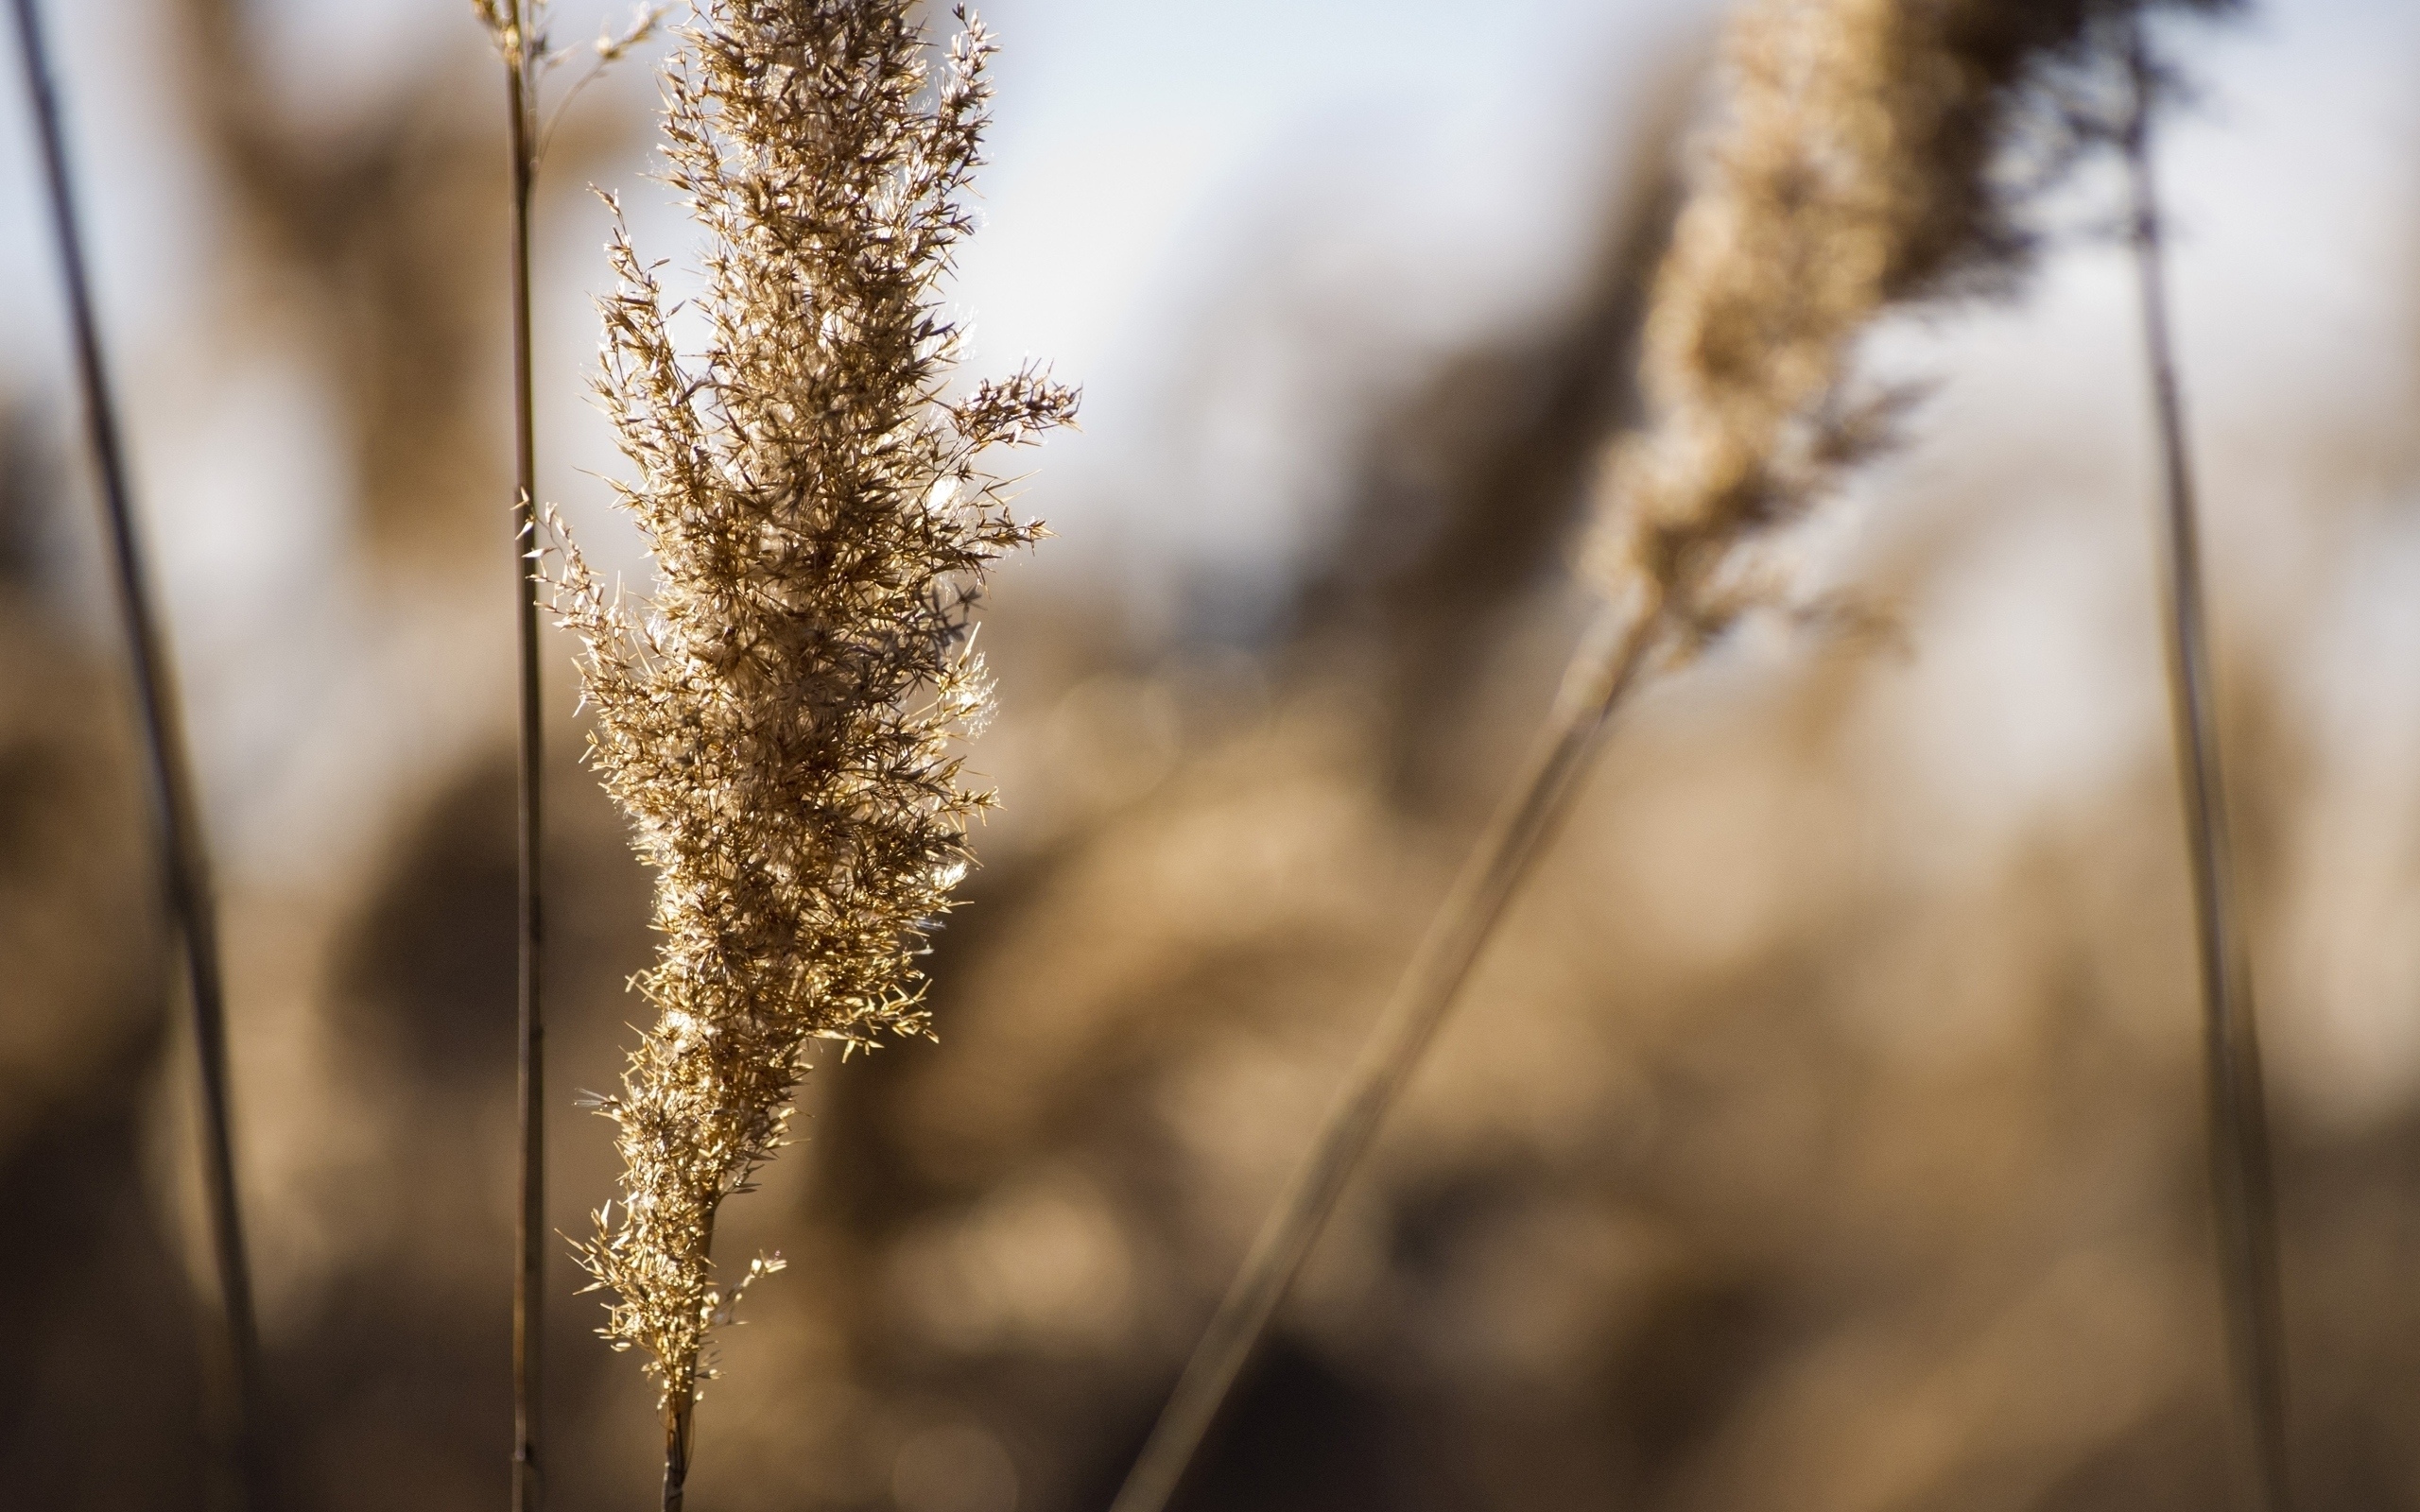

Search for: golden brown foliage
xmin=547 ymin=0 xmax=1074 ymax=1438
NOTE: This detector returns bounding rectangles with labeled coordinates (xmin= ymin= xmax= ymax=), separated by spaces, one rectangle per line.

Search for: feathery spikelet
xmin=471 ymin=0 xmax=530 ymax=64
xmin=545 ymin=0 xmax=1074 ymax=1459
xmin=1590 ymin=0 xmax=2228 ymax=627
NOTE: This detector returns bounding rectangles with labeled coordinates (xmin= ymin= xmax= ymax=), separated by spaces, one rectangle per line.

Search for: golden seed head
xmin=547 ymin=0 xmax=1074 ymax=1410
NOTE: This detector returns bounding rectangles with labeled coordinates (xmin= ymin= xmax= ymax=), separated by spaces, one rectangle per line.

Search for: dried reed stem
xmin=2120 ymin=28 xmax=2290 ymax=1512
xmin=8 ymin=0 xmax=268 ymax=1503
xmin=504 ymin=15 xmax=547 ymax=1509
xmin=477 ymin=8 xmax=666 ymax=1501
xmin=1110 ymin=590 xmax=1667 ymax=1512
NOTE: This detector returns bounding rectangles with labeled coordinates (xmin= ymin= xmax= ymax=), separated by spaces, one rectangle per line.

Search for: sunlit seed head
xmin=543 ymin=0 xmax=1073 ymax=1419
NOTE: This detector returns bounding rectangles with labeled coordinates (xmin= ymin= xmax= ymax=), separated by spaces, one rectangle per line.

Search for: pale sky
xmin=1 ymin=0 xmax=2416 ymax=901
xmin=1 ymin=0 xmax=2410 ymax=580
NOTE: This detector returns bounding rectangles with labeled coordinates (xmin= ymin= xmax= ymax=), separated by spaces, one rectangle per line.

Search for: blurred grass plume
xmin=1113 ymin=3 xmax=2243 ymax=1509
xmin=1594 ymin=0 xmax=2233 ymax=628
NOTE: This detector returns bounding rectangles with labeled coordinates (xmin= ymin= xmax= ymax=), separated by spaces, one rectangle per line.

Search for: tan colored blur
xmin=3 ymin=5 xmax=2418 ymax=1511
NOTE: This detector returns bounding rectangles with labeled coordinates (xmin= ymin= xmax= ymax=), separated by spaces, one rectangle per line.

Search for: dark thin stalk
xmin=2122 ymin=29 xmax=2290 ymax=1512
xmin=1108 ymin=591 xmax=1667 ymax=1512
xmin=658 ymin=1199 xmax=716 ymax=1512
xmin=504 ymin=8 xmax=547 ymax=1511
xmin=7 ymin=1 xmax=268 ymax=1505
xmin=663 ymin=1392 xmax=694 ymax=1512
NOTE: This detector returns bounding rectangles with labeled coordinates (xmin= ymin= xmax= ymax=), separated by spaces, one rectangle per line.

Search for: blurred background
xmin=4 ymin=0 xmax=2420 ymax=1507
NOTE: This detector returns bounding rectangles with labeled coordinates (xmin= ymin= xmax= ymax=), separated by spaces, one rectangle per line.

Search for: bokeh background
xmin=4 ymin=0 xmax=2420 ymax=1507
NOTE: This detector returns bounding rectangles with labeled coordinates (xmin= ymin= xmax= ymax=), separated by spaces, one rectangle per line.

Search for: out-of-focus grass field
xmin=4 ymin=2 xmax=2420 ymax=1507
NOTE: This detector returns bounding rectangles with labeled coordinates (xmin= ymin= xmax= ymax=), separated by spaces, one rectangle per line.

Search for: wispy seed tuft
xmin=544 ymin=0 xmax=1074 ymax=1468
xmin=1591 ymin=0 xmax=2232 ymax=629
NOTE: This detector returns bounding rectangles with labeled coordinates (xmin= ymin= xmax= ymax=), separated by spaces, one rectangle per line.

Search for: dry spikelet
xmin=544 ymin=0 xmax=1074 ymax=1469
xmin=471 ymin=0 xmax=530 ymax=64
xmin=1590 ymin=0 xmax=2231 ymax=624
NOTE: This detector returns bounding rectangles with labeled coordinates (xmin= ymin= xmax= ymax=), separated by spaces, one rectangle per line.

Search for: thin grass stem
xmin=2121 ymin=26 xmax=2290 ymax=1512
xmin=7 ymin=1 xmax=268 ymax=1504
xmin=664 ymin=1385 xmax=694 ymax=1512
xmin=1108 ymin=590 xmax=1667 ymax=1512
xmin=501 ymin=8 xmax=548 ymax=1510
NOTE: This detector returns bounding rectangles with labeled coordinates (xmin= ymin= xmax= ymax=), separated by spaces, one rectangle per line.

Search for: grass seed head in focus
xmin=545 ymin=0 xmax=1076 ymax=1426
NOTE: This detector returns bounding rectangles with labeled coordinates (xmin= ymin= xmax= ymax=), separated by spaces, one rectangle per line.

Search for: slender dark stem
xmin=1108 ymin=591 xmax=1667 ymax=1512
xmin=505 ymin=9 xmax=547 ymax=1512
xmin=663 ymin=1391 xmax=695 ymax=1512
xmin=8 ymin=1 xmax=268 ymax=1505
xmin=2122 ymin=30 xmax=2290 ymax=1512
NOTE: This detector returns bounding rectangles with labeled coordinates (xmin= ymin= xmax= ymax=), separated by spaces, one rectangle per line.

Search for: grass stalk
xmin=7 ymin=0 xmax=268 ymax=1504
xmin=663 ymin=1379 xmax=695 ymax=1512
xmin=1108 ymin=590 xmax=1668 ymax=1512
xmin=498 ymin=7 xmax=547 ymax=1509
xmin=482 ymin=8 xmax=666 ymax=1502
xmin=2121 ymin=27 xmax=2290 ymax=1512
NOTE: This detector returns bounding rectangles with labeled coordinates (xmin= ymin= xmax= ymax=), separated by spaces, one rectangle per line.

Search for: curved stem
xmin=8 ymin=0 xmax=268 ymax=1504
xmin=2123 ymin=27 xmax=2290 ymax=1512
xmin=1108 ymin=590 xmax=1667 ymax=1512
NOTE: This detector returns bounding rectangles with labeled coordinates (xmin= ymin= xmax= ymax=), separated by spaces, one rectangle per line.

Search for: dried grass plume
xmin=1591 ymin=0 xmax=2230 ymax=626
xmin=544 ymin=0 xmax=1073 ymax=1493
